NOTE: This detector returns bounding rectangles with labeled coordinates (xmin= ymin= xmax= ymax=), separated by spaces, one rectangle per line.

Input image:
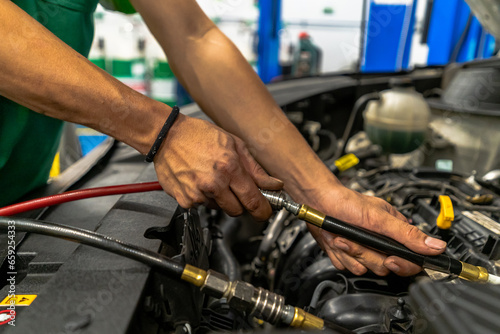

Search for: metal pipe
xmin=256 ymin=208 xmax=289 ymax=262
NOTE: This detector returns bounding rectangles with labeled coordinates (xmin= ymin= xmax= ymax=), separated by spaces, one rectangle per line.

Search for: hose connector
xmin=297 ymin=204 xmax=326 ymax=227
xmin=183 ymin=268 xmax=324 ymax=328
xmin=201 ymin=270 xmax=286 ymax=324
xmin=181 ymin=264 xmax=207 ymax=287
xmin=287 ymin=306 xmax=325 ymax=330
xmin=260 ymin=190 xmax=301 ymax=215
xmin=459 ymin=262 xmax=489 ymax=283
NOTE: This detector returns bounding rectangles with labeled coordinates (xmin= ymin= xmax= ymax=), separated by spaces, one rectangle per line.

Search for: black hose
xmin=320 ymin=215 xmax=462 ymax=275
xmin=212 ymin=238 xmax=240 ymax=280
xmin=0 ymin=217 xmax=185 ymax=277
xmin=333 ymin=92 xmax=380 ymax=162
xmin=309 ymin=280 xmax=347 ymax=308
xmin=317 ymin=129 xmax=337 ymax=161
xmin=210 ymin=216 xmax=241 ymax=281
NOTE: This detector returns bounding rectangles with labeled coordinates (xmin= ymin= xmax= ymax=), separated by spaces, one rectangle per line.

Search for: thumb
xmin=234 ymin=138 xmax=283 ymax=190
xmin=384 ymin=214 xmax=447 ymax=255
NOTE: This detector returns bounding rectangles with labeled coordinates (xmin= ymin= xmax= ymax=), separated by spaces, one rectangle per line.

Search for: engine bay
xmin=1 ymin=61 xmax=500 ymax=334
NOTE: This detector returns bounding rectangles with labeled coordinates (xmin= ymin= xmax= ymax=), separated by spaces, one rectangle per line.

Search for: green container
xmin=363 ymin=81 xmax=431 ymax=154
xmin=365 ymin=125 xmax=426 ymax=154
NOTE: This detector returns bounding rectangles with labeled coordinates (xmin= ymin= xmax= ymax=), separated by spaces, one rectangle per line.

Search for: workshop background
xmin=70 ymin=0 xmax=496 ymax=162
xmin=4 ymin=1 xmax=500 ymax=333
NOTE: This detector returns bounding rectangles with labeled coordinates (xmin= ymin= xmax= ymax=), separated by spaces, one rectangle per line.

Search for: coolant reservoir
xmin=363 ymin=78 xmax=430 ymax=154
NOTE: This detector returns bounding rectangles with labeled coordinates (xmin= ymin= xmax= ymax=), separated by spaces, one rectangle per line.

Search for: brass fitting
xmin=459 ymin=262 xmax=489 ymax=282
xmin=182 ymin=266 xmax=325 ymax=329
xmin=297 ymin=204 xmax=326 ymax=227
xmin=181 ymin=264 xmax=207 ymax=287
xmin=289 ymin=307 xmax=325 ymax=330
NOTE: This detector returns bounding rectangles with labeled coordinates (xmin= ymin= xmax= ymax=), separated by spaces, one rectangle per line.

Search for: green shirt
xmin=0 ymin=0 xmax=132 ymax=206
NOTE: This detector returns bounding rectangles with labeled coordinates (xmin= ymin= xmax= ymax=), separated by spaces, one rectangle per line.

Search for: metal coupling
xmin=251 ymin=286 xmax=286 ymax=325
xmin=200 ymin=271 xmax=286 ymax=325
xmin=189 ymin=268 xmax=324 ymax=329
xmin=198 ymin=271 xmax=280 ymax=323
xmin=260 ymin=190 xmax=300 ymax=215
xmin=459 ymin=262 xmax=489 ymax=282
xmin=220 ymin=281 xmax=285 ymax=325
xmin=200 ymin=270 xmax=231 ymax=298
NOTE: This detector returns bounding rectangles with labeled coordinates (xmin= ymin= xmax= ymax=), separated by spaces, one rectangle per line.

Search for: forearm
xmin=174 ymin=32 xmax=333 ymax=196
xmin=197 ymin=55 xmax=337 ymax=200
xmin=0 ymin=1 xmax=166 ymax=155
xmin=133 ymin=0 xmax=339 ymax=201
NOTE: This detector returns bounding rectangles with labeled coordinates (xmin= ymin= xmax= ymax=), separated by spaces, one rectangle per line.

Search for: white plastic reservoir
xmin=364 ymin=78 xmax=431 ymax=154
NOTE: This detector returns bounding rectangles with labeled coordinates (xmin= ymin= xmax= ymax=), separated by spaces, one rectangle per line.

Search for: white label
xmin=462 ymin=211 xmax=500 ymax=236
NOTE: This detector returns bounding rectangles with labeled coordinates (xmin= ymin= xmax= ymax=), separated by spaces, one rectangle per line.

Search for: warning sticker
xmin=462 ymin=211 xmax=500 ymax=236
xmin=0 ymin=295 xmax=37 ymax=307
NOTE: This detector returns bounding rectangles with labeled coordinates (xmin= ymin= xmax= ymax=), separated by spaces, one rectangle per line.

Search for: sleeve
xmin=99 ymin=0 xmax=136 ymax=14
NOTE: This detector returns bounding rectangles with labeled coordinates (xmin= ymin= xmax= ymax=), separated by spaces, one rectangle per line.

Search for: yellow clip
xmin=437 ymin=195 xmax=454 ymax=229
xmin=334 ymin=154 xmax=359 ymax=173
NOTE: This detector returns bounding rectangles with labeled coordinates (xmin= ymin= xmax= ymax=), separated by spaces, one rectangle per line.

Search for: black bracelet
xmin=145 ymin=106 xmax=180 ymax=163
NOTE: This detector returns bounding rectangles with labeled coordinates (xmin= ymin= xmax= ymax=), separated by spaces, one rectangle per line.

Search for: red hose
xmin=0 ymin=182 xmax=163 ymax=216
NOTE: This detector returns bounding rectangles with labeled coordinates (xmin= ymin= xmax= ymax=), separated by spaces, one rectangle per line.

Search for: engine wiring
xmin=374 ymin=180 xmax=500 ymax=212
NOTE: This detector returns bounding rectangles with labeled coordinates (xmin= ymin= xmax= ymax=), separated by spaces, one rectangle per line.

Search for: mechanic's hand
xmin=153 ymin=114 xmax=283 ymax=220
xmin=302 ymin=183 xmax=447 ymax=276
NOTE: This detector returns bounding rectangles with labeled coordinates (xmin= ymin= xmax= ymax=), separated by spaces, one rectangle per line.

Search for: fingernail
xmin=271 ymin=177 xmax=284 ymax=184
xmin=335 ymin=240 xmax=349 ymax=252
xmin=425 ymin=237 xmax=447 ymax=250
xmin=385 ymin=261 xmax=400 ymax=273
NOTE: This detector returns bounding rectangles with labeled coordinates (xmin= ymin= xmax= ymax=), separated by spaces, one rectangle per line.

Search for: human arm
xmin=131 ymin=0 xmax=447 ymax=276
xmin=0 ymin=0 xmax=282 ymax=220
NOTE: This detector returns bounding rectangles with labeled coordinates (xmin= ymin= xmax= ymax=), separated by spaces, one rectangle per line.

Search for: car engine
xmin=1 ymin=60 xmax=500 ymax=334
